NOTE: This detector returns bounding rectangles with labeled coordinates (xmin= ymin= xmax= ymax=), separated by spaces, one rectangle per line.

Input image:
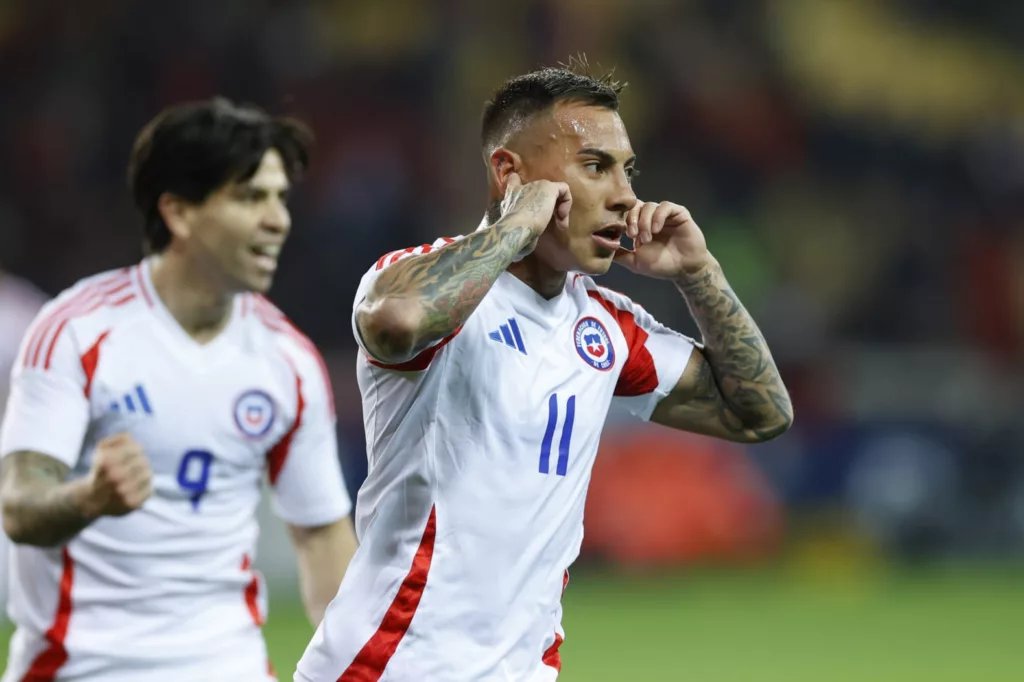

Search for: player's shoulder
xmin=366 ymin=235 xmax=466 ymax=275
xmin=246 ymin=294 xmax=335 ymax=412
xmin=245 ymin=294 xmax=326 ymax=371
xmin=30 ymin=263 xmax=152 ymax=335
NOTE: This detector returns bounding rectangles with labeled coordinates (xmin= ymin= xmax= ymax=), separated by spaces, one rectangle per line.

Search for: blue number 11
xmin=539 ymin=394 xmax=576 ymax=476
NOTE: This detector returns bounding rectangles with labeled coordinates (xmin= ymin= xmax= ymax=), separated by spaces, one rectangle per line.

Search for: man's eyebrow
xmin=577 ymin=147 xmax=636 ymax=166
xmin=235 ymin=181 xmax=291 ymax=194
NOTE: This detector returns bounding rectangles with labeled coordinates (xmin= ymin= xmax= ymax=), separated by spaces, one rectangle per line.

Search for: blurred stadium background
xmin=1 ymin=0 xmax=1023 ymax=679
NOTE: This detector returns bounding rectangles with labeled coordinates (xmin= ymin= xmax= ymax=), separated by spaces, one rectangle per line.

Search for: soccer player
xmin=0 ymin=99 xmax=358 ymax=682
xmin=296 ymin=64 xmax=793 ymax=681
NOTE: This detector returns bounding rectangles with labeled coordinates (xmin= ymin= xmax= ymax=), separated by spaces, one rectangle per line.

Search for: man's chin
xmin=249 ymin=276 xmax=274 ymax=294
xmin=576 ymin=251 xmax=616 ymax=276
xmin=235 ymin=271 xmax=274 ymax=295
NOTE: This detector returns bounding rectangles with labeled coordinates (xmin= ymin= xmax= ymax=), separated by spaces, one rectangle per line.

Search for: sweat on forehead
xmin=495 ymin=101 xmax=631 ymax=157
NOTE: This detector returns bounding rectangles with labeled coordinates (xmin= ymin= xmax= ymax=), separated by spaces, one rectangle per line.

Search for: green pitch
xmin=2 ymin=566 xmax=1022 ymax=681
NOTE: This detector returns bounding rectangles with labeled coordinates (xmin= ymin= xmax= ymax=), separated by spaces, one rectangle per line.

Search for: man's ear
xmin=157 ymin=193 xmax=194 ymax=242
xmin=488 ymin=147 xmax=524 ymax=196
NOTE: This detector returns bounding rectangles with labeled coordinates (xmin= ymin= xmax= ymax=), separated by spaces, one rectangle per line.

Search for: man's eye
xmin=584 ymin=162 xmax=601 ymax=173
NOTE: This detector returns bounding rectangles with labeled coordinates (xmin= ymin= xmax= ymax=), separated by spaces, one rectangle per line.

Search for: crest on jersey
xmin=574 ymin=317 xmax=615 ymax=371
xmin=233 ymin=390 xmax=276 ymax=439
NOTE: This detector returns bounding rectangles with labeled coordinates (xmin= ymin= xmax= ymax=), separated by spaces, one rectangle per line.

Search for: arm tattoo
xmin=675 ymin=261 xmax=793 ymax=441
xmin=0 ymin=451 xmax=93 ymax=547
xmin=361 ymin=218 xmax=536 ymax=360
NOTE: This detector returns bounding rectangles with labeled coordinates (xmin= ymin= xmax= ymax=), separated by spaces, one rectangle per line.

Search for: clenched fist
xmin=80 ymin=433 xmax=153 ymax=519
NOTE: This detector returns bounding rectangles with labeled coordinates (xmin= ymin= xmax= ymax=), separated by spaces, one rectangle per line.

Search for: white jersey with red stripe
xmin=296 ymin=237 xmax=695 ymax=681
xmin=0 ymin=259 xmax=351 ymax=682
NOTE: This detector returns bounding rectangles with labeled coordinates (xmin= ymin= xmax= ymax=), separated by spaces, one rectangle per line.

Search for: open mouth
xmin=592 ymin=225 xmax=625 ymax=251
xmin=249 ymin=244 xmax=281 ymax=272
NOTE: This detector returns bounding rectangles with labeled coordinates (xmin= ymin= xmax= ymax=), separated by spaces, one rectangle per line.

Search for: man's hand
xmin=78 ymin=433 xmax=153 ymax=519
xmin=499 ymin=172 xmax=572 ymax=260
xmin=615 ymin=201 xmax=711 ymax=279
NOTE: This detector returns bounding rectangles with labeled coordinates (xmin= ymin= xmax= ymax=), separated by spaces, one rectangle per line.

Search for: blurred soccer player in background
xmin=0 ymin=99 xmax=358 ymax=682
xmin=297 ymin=60 xmax=793 ymax=681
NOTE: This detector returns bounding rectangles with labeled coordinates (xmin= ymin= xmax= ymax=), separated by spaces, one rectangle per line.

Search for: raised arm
xmin=614 ymin=201 xmax=793 ymax=442
xmin=356 ymin=174 xmax=570 ymax=364
xmin=650 ymin=259 xmax=793 ymax=442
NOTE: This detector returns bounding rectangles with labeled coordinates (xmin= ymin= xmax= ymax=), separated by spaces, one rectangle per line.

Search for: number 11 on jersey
xmin=539 ymin=394 xmax=575 ymax=476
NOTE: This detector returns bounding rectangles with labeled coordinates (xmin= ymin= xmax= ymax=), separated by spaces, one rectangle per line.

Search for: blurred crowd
xmin=1 ymin=0 xmax=1022 ymax=564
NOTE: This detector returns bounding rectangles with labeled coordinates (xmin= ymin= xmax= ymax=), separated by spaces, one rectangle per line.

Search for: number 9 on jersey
xmin=177 ymin=449 xmax=213 ymax=511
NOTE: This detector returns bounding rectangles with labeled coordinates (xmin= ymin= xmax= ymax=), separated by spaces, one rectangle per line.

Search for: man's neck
xmin=506 ymin=255 xmax=566 ymax=300
xmin=149 ymin=252 xmax=235 ymax=343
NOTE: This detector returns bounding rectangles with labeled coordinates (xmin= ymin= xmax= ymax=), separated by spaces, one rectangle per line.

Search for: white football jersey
xmin=296 ymin=237 xmax=695 ymax=682
xmin=0 ymin=259 xmax=352 ymax=682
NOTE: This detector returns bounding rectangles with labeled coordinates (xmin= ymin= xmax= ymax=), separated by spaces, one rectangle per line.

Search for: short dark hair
xmin=481 ymin=57 xmax=626 ymax=151
xmin=128 ymin=97 xmax=313 ymax=254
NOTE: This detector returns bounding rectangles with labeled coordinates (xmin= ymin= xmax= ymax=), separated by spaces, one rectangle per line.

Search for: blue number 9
xmin=177 ymin=449 xmax=213 ymax=511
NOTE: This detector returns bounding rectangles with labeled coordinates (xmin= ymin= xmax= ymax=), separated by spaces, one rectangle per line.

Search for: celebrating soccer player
xmin=297 ymin=61 xmax=793 ymax=682
xmin=0 ymin=98 xmax=357 ymax=682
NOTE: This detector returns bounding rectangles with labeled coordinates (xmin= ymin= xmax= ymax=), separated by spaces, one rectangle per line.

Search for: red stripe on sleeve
xmin=267 ymin=370 xmax=304 ymax=486
xmin=24 ymin=286 xmax=102 ymax=369
xmin=337 ymin=506 xmax=437 ymax=682
xmin=20 ymin=548 xmax=75 ymax=682
xmin=77 ymin=331 xmax=111 ymax=398
xmin=364 ymin=326 xmax=462 ymax=372
xmin=586 ymin=290 xmax=659 ymax=396
xmin=388 ymin=247 xmax=415 ymax=266
xmin=374 ymin=239 xmax=456 ymax=271
xmin=375 ymin=251 xmax=400 ymax=271
xmin=109 ymin=293 xmax=136 ymax=308
xmin=24 ymin=273 xmax=133 ymax=370
xmin=253 ymin=297 xmax=336 ymax=418
xmin=42 ymin=292 xmax=132 ymax=371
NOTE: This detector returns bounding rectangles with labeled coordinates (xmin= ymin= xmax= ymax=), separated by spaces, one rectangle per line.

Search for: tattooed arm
xmin=0 ymin=451 xmax=95 ymax=546
xmin=615 ymin=200 xmax=792 ymax=442
xmin=1 ymin=434 xmax=153 ymax=547
xmin=650 ymin=259 xmax=793 ymax=442
xmin=357 ymin=174 xmax=571 ymax=364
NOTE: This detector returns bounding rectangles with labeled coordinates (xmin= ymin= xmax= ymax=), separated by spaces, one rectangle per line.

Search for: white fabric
xmin=0 ymin=260 xmax=350 ymax=680
xmin=297 ymin=236 xmax=694 ymax=681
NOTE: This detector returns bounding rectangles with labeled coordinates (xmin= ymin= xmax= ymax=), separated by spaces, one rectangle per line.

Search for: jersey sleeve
xmin=352 ymin=237 xmax=463 ymax=371
xmin=588 ymin=284 xmax=697 ymax=421
xmin=0 ymin=303 xmax=92 ymax=467
xmin=268 ymin=344 xmax=352 ymax=527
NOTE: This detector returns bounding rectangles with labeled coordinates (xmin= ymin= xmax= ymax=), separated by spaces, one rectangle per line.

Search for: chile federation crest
xmin=234 ymin=390 xmax=276 ymax=439
xmin=574 ymin=317 xmax=615 ymax=371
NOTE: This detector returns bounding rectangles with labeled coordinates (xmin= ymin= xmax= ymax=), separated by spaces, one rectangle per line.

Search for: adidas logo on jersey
xmin=488 ymin=318 xmax=527 ymax=355
xmin=109 ymin=384 xmax=154 ymax=415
